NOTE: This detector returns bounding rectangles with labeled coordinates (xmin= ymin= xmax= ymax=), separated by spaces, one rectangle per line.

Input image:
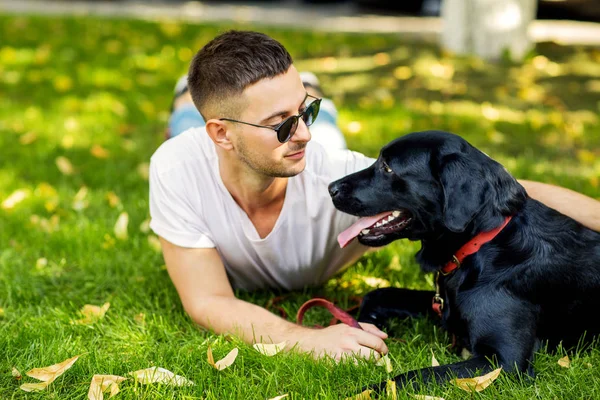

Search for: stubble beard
xmin=236 ymin=137 xmax=307 ymax=178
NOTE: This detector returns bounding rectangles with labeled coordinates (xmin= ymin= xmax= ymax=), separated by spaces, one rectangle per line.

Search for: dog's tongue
xmin=337 ymin=211 xmax=393 ymax=248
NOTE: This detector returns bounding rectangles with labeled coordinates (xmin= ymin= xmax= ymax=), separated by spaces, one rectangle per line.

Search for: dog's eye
xmin=382 ymin=162 xmax=393 ymax=174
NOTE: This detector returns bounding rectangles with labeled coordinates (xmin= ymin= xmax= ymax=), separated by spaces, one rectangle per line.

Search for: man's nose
xmin=291 ymin=117 xmax=311 ymax=143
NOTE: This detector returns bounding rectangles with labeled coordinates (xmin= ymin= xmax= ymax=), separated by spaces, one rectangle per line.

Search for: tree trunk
xmin=441 ymin=0 xmax=538 ymax=61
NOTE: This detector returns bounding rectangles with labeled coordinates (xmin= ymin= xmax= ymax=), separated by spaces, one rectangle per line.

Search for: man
xmin=149 ymin=30 xmax=600 ymax=361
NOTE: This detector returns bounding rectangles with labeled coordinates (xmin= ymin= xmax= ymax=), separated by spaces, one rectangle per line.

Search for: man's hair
xmin=188 ymin=30 xmax=293 ymax=120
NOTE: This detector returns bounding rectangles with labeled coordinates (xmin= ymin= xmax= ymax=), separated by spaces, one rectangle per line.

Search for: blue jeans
xmin=168 ymin=99 xmax=347 ymax=150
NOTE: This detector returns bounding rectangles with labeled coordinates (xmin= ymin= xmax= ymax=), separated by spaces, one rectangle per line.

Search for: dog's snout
xmin=328 ymin=181 xmax=346 ymax=198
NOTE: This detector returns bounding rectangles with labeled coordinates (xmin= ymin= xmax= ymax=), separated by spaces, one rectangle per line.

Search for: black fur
xmin=329 ymin=130 xmax=600 ymax=391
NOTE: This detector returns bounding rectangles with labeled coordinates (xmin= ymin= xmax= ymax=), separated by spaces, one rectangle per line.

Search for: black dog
xmin=329 ymin=130 xmax=600 ymax=391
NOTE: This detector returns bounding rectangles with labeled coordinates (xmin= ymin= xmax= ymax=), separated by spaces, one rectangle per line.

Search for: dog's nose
xmin=328 ymin=181 xmax=342 ymax=198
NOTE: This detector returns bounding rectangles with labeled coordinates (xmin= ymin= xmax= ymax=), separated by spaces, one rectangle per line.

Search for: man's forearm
xmin=519 ymin=180 xmax=600 ymax=231
xmin=188 ymin=295 xmax=309 ymax=345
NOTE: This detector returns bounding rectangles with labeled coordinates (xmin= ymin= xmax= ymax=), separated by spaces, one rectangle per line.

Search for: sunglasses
xmin=219 ymin=94 xmax=321 ymax=143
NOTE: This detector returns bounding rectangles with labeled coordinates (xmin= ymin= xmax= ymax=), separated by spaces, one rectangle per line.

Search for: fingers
xmin=355 ymin=329 xmax=389 ymax=355
xmin=359 ymin=322 xmax=388 ymax=339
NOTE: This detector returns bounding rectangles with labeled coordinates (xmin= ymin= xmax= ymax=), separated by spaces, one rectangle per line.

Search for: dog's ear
xmin=438 ymin=152 xmax=489 ymax=232
xmin=438 ymin=145 xmax=526 ymax=232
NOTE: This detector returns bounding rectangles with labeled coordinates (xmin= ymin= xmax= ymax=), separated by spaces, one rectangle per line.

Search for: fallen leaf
xmin=129 ymin=367 xmax=194 ymax=386
xmin=12 ymin=367 xmax=22 ymax=380
xmin=410 ymin=395 xmax=446 ymax=400
xmin=461 ymin=348 xmax=472 ymax=360
xmin=137 ymin=162 xmax=150 ymax=180
xmin=35 ymin=258 xmax=48 ymax=269
xmin=114 ymin=212 xmax=129 ymax=240
xmin=72 ymin=303 xmax=110 ymax=325
xmin=106 ymin=192 xmax=121 ymax=208
xmin=88 ymin=374 xmax=127 ymax=400
xmin=2 ymin=189 xmax=28 ymax=209
xmin=452 ymin=368 xmax=502 ymax=392
xmin=431 ymin=350 xmax=440 ymax=367
xmin=55 ymin=156 xmax=74 ymax=175
xmin=268 ymin=395 xmax=289 ymax=400
xmin=134 ymin=313 xmax=146 ymax=324
xmin=148 ymin=235 xmax=162 ymax=252
xmin=386 ymin=380 xmax=397 ymax=400
xmin=345 ymin=389 xmax=372 ymax=400
xmin=91 ymin=144 xmax=110 ymax=159
xmin=0 ymin=308 xmax=4 ymax=317
xmin=558 ymin=355 xmax=571 ymax=368
xmin=19 ymin=131 xmax=38 ymax=145
xmin=376 ymin=354 xmax=393 ymax=373
xmin=253 ymin=341 xmax=287 ymax=356
xmin=20 ymin=355 xmax=80 ymax=392
xmin=139 ymin=218 xmax=151 ymax=233
xmin=207 ymin=346 xmax=238 ymax=370
xmin=72 ymin=186 xmax=89 ymax=211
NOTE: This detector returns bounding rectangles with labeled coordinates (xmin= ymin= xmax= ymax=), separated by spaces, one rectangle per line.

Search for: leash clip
xmin=441 ymin=255 xmax=461 ymax=276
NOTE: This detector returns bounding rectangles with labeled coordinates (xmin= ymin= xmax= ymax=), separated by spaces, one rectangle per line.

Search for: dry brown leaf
xmin=2 ymin=189 xmax=28 ymax=210
xmin=72 ymin=303 xmax=110 ymax=325
xmin=56 ymin=156 xmax=74 ymax=175
xmin=91 ymin=144 xmax=110 ymax=159
xmin=375 ymin=354 xmax=393 ymax=373
xmin=345 ymin=389 xmax=372 ymax=400
xmin=452 ymin=367 xmax=502 ymax=392
xmin=114 ymin=212 xmax=129 ymax=240
xmin=267 ymin=395 xmax=289 ymax=400
xmin=20 ymin=355 xmax=81 ymax=392
xmin=253 ymin=341 xmax=287 ymax=356
xmin=88 ymin=374 xmax=127 ymax=400
xmin=129 ymin=367 xmax=194 ymax=386
xmin=410 ymin=395 xmax=446 ymax=400
xmin=12 ymin=367 xmax=22 ymax=380
xmin=207 ymin=346 xmax=239 ymax=370
xmin=431 ymin=350 xmax=440 ymax=367
xmin=558 ymin=355 xmax=571 ymax=368
xmin=386 ymin=380 xmax=397 ymax=400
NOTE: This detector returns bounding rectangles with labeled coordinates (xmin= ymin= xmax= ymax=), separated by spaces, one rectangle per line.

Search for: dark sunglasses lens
xmin=302 ymin=100 xmax=321 ymax=127
xmin=277 ymin=116 xmax=298 ymax=143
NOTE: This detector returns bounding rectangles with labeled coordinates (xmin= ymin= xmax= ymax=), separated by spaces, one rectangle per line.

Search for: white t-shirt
xmin=149 ymin=128 xmax=375 ymax=291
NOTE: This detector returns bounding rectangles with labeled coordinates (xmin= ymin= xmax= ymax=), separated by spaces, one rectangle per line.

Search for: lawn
xmin=1 ymin=13 xmax=600 ymax=399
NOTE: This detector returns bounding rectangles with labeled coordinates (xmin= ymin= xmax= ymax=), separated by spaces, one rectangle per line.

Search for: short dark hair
xmin=188 ymin=30 xmax=293 ymax=120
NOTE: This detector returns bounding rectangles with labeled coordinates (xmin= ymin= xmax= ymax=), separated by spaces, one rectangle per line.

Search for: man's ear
xmin=438 ymin=152 xmax=489 ymax=233
xmin=205 ymin=119 xmax=234 ymax=151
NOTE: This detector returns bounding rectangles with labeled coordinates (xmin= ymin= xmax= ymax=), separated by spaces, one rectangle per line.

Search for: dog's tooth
xmin=387 ymin=216 xmax=394 ymax=222
xmin=361 ymin=229 xmax=370 ymax=235
xmin=392 ymin=211 xmax=401 ymax=217
xmin=375 ymin=223 xmax=381 ymax=227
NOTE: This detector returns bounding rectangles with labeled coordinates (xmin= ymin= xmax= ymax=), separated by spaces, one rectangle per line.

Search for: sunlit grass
xmin=1 ymin=13 xmax=599 ymax=399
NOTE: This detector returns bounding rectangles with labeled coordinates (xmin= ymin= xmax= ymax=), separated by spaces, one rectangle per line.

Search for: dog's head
xmin=330 ymin=130 xmax=527 ymax=248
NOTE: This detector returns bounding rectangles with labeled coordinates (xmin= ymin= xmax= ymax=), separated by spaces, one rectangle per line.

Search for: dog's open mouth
xmin=338 ymin=210 xmax=412 ymax=248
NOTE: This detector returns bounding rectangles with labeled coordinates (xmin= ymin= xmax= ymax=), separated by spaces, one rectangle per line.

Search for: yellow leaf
xmin=375 ymin=354 xmax=393 ymax=373
xmin=268 ymin=395 xmax=289 ymax=400
xmin=55 ymin=156 xmax=74 ymax=175
xmin=207 ymin=346 xmax=239 ymax=370
xmin=148 ymin=235 xmax=162 ymax=252
xmin=88 ymin=374 xmax=127 ymax=400
xmin=558 ymin=355 xmax=571 ymax=368
xmin=0 ymin=307 xmax=4 ymax=317
xmin=91 ymin=144 xmax=110 ymax=159
xmin=129 ymin=366 xmax=194 ymax=386
xmin=2 ymin=189 xmax=28 ymax=209
xmin=431 ymin=350 xmax=440 ymax=367
xmin=345 ymin=389 xmax=372 ymax=400
xmin=452 ymin=368 xmax=502 ymax=392
xmin=20 ymin=354 xmax=81 ymax=391
xmin=410 ymin=395 xmax=446 ymax=400
xmin=139 ymin=218 xmax=151 ymax=233
xmin=137 ymin=162 xmax=150 ymax=180
xmin=12 ymin=367 xmax=22 ymax=380
xmin=72 ymin=303 xmax=110 ymax=325
xmin=36 ymin=258 xmax=48 ymax=269
xmin=19 ymin=131 xmax=38 ymax=145
xmin=106 ymin=192 xmax=121 ymax=208
xmin=73 ymin=186 xmax=89 ymax=211
xmin=114 ymin=212 xmax=129 ymax=240
xmin=253 ymin=341 xmax=287 ymax=356
xmin=386 ymin=380 xmax=397 ymax=400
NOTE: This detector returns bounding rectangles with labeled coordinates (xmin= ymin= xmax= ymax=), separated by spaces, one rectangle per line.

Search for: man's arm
xmin=159 ymin=237 xmax=388 ymax=361
xmin=519 ymin=180 xmax=600 ymax=231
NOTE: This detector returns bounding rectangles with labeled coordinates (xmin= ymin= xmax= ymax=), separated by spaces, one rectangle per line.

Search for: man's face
xmin=228 ymin=66 xmax=312 ymax=178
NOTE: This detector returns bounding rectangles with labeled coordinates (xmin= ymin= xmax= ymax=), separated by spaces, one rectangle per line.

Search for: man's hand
xmin=291 ymin=322 xmax=388 ymax=362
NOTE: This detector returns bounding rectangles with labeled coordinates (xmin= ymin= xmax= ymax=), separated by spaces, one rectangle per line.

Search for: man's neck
xmin=218 ymin=157 xmax=287 ymax=214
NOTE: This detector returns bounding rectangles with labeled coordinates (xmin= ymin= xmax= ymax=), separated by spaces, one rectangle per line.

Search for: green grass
xmin=1 ymin=13 xmax=600 ymax=399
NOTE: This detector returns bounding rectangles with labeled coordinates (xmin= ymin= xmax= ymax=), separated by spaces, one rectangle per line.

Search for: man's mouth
xmin=285 ymin=149 xmax=305 ymax=159
xmin=338 ymin=210 xmax=412 ymax=248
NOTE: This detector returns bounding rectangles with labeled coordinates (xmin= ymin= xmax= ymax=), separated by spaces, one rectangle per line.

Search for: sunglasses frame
xmin=219 ymin=93 xmax=321 ymax=143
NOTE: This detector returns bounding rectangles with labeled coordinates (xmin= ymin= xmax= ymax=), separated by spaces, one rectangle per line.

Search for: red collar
xmin=441 ymin=216 xmax=513 ymax=275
